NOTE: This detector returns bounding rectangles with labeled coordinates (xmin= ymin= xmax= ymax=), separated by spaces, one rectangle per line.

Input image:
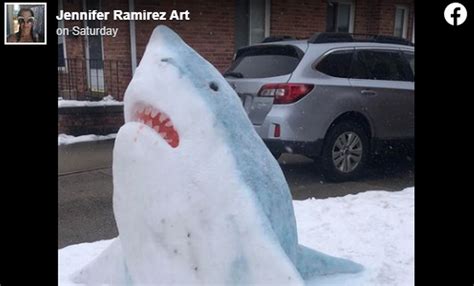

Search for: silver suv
xmin=224 ymin=33 xmax=414 ymax=181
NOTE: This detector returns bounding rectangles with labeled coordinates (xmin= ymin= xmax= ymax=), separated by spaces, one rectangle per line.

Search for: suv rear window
xmin=225 ymin=45 xmax=303 ymax=78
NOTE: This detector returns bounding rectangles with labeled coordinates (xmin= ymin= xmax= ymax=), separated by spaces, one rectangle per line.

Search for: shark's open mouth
xmin=131 ymin=103 xmax=179 ymax=148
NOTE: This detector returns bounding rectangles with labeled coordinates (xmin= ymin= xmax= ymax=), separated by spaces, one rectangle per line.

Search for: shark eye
xmin=209 ymin=82 xmax=219 ymax=92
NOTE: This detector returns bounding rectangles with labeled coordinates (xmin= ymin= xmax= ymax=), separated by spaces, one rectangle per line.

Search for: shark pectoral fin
xmin=296 ymin=244 xmax=364 ymax=281
xmin=72 ymin=238 xmax=132 ymax=285
xmin=219 ymin=195 xmax=305 ymax=285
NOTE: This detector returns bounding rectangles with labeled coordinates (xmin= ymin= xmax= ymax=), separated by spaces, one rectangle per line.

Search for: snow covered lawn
xmin=58 ymin=96 xmax=123 ymax=108
xmin=58 ymin=133 xmax=116 ymax=146
xmin=59 ymin=187 xmax=414 ymax=285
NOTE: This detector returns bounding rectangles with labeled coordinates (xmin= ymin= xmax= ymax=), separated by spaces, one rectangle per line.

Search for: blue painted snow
xmin=152 ymin=25 xmax=363 ymax=281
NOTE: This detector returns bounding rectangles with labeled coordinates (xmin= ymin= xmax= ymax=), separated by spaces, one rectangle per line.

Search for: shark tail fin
xmin=296 ymin=244 xmax=364 ymax=281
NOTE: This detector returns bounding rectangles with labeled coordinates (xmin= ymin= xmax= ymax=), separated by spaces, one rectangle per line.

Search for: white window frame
xmin=328 ymin=0 xmax=355 ymax=33
xmin=248 ymin=0 xmax=271 ymax=44
xmin=83 ymin=0 xmax=105 ymax=93
xmin=394 ymin=5 xmax=409 ymax=39
xmin=265 ymin=0 xmax=270 ymax=37
xmin=58 ymin=0 xmax=67 ymax=71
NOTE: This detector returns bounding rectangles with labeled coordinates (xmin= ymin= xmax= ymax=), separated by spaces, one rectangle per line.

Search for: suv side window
xmin=350 ymin=51 xmax=370 ymax=79
xmin=403 ymin=52 xmax=414 ymax=79
xmin=315 ymin=50 xmax=354 ymax=78
xmin=353 ymin=50 xmax=413 ymax=81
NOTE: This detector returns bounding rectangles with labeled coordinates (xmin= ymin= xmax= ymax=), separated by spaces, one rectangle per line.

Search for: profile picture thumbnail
xmin=4 ymin=2 xmax=47 ymax=45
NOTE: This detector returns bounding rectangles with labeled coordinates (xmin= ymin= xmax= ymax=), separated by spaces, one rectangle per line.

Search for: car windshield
xmin=225 ymin=45 xmax=303 ymax=78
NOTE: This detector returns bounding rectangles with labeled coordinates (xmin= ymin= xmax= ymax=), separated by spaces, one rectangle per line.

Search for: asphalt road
xmin=58 ymin=152 xmax=414 ymax=249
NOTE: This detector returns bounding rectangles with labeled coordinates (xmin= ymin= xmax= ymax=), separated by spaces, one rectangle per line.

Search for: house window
xmin=58 ymin=0 xmax=66 ymax=69
xmin=235 ymin=0 xmax=270 ymax=49
xmin=84 ymin=0 xmax=104 ymax=68
xmin=249 ymin=0 xmax=268 ymax=44
xmin=83 ymin=0 xmax=105 ymax=93
xmin=326 ymin=1 xmax=354 ymax=33
xmin=394 ymin=6 xmax=409 ymax=38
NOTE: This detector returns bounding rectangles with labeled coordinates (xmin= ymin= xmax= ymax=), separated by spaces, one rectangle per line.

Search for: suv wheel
xmin=321 ymin=122 xmax=369 ymax=181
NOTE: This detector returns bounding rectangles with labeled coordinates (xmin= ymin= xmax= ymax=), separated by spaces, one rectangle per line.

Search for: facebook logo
xmin=444 ymin=3 xmax=467 ymax=26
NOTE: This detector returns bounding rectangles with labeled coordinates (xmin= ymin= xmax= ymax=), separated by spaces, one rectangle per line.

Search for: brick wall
xmin=134 ymin=0 xmax=235 ymax=72
xmin=270 ymin=0 xmax=414 ymax=40
xmin=59 ymin=0 xmax=414 ymax=136
xmin=354 ymin=0 xmax=382 ymax=35
xmin=58 ymin=106 xmax=124 ymax=135
xmin=61 ymin=0 xmax=415 ymax=99
xmin=60 ymin=0 xmax=88 ymax=97
xmin=354 ymin=0 xmax=414 ymax=39
xmin=270 ymin=0 xmax=327 ymax=38
xmin=63 ymin=0 xmax=85 ymax=59
xmin=61 ymin=0 xmax=415 ymax=76
xmin=102 ymin=0 xmax=132 ymax=100
xmin=60 ymin=0 xmax=131 ymax=101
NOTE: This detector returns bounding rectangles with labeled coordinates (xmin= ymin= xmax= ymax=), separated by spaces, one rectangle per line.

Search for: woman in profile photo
xmin=7 ymin=8 xmax=41 ymax=42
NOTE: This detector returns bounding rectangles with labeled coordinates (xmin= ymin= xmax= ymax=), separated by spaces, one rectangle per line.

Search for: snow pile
xmin=59 ymin=187 xmax=414 ymax=286
xmin=58 ymin=95 xmax=123 ymax=108
xmin=297 ymin=187 xmax=414 ymax=285
xmin=58 ymin=133 xmax=116 ymax=146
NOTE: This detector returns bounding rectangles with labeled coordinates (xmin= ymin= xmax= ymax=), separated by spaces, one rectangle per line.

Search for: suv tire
xmin=321 ymin=121 xmax=369 ymax=182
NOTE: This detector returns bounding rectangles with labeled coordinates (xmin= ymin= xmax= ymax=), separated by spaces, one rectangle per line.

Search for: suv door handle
xmin=361 ymin=89 xmax=377 ymax=96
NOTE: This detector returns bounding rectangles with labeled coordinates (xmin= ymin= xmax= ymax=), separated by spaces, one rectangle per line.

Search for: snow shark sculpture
xmin=73 ymin=25 xmax=363 ymax=285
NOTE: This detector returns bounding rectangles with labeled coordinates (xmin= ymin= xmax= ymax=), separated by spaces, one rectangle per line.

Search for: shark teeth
xmin=144 ymin=107 xmax=152 ymax=115
xmin=137 ymin=105 xmax=145 ymax=114
xmin=132 ymin=103 xmax=180 ymax=148
xmin=159 ymin=113 xmax=168 ymax=122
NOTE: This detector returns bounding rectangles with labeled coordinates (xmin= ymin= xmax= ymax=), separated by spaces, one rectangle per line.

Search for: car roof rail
xmin=261 ymin=35 xmax=296 ymax=43
xmin=308 ymin=32 xmax=353 ymax=43
xmin=308 ymin=32 xmax=414 ymax=46
xmin=371 ymin=35 xmax=414 ymax=46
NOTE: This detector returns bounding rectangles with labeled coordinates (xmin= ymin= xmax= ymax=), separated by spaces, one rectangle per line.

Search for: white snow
xmin=58 ymin=95 xmax=123 ymax=108
xmin=59 ymin=187 xmax=414 ymax=286
xmin=58 ymin=133 xmax=116 ymax=146
xmin=297 ymin=187 xmax=414 ymax=285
